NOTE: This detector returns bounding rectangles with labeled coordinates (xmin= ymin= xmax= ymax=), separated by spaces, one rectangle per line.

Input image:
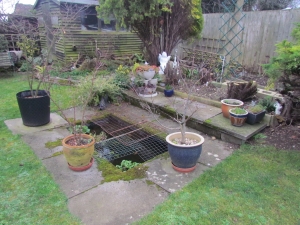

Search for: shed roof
xmin=33 ymin=0 xmax=99 ymax=9
xmin=13 ymin=3 xmax=35 ymax=17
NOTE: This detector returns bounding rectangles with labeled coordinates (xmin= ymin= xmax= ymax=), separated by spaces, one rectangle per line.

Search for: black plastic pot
xmin=16 ymin=90 xmax=50 ymax=127
xmin=246 ymin=111 xmax=266 ymax=125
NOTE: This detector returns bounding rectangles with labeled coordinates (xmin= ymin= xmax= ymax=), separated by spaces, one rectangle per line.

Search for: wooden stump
xmin=227 ymin=81 xmax=257 ymax=101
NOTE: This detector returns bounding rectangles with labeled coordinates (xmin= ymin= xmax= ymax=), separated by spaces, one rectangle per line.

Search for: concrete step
xmin=123 ymin=89 xmax=267 ymax=145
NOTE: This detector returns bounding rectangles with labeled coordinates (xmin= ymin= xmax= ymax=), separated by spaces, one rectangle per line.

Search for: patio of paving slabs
xmin=5 ymin=102 xmax=236 ymax=225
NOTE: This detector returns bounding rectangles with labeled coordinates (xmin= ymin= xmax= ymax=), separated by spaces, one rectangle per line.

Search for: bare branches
xmin=133 ymin=57 xmax=207 ymax=144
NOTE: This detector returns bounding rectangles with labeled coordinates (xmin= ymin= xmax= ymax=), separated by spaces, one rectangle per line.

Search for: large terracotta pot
xmin=221 ymin=99 xmax=244 ymax=118
xmin=62 ymin=134 xmax=95 ymax=171
xmin=166 ymin=132 xmax=204 ymax=172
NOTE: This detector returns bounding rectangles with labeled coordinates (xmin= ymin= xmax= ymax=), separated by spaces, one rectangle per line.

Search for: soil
xmin=249 ymin=123 xmax=300 ymax=151
xmin=65 ymin=136 xmax=92 ymax=146
xmin=241 ymin=73 xmax=269 ymax=87
xmin=172 ymin=73 xmax=300 ymax=151
xmin=175 ymin=82 xmax=227 ymax=101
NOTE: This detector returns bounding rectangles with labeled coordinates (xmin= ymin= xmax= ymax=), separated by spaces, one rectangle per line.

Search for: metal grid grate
xmin=93 ymin=115 xmax=168 ymax=162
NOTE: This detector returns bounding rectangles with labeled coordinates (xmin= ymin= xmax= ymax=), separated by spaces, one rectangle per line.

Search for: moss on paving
xmin=52 ymin=151 xmax=64 ymax=157
xmin=96 ymin=158 xmax=148 ymax=183
xmin=204 ymin=118 xmax=212 ymax=124
xmin=145 ymin=180 xmax=163 ymax=191
xmin=89 ymin=112 xmax=111 ymax=122
xmin=45 ymin=139 xmax=63 ymax=149
xmin=145 ymin=180 xmax=155 ymax=186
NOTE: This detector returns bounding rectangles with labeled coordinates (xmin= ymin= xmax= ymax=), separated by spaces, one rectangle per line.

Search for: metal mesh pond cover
xmin=93 ymin=115 xmax=168 ymax=162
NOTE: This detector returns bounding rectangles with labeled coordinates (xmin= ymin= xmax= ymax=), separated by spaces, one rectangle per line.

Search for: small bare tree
xmin=1 ymin=3 xmax=87 ymax=97
xmin=136 ymin=59 xmax=207 ymax=144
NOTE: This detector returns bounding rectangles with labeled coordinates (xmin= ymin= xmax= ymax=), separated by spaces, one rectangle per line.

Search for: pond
xmin=88 ymin=115 xmax=168 ymax=166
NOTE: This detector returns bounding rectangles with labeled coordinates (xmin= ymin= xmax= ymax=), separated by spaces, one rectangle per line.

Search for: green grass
xmin=0 ymin=74 xmax=80 ymax=224
xmin=135 ymin=145 xmax=300 ymax=224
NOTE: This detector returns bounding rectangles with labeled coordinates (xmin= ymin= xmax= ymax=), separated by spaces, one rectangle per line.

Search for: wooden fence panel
xmin=181 ymin=9 xmax=300 ymax=73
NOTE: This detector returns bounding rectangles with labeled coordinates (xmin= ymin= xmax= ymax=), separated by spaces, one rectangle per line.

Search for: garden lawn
xmin=0 ymin=74 xmax=80 ymax=224
xmin=136 ymin=144 xmax=300 ymax=224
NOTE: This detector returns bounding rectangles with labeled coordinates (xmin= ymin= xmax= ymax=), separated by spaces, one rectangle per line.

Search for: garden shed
xmin=33 ymin=0 xmax=142 ymax=61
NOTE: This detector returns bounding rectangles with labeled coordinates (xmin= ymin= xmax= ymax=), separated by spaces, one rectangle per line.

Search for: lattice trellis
xmin=218 ymin=0 xmax=246 ymax=78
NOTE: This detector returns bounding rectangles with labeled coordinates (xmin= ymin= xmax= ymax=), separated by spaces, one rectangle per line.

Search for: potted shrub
xmin=166 ymin=132 xmax=204 ymax=173
xmin=164 ymin=84 xmax=174 ymax=97
xmin=53 ymin=63 xmax=121 ymax=171
xmin=134 ymin=63 xmax=159 ymax=80
xmin=62 ymin=132 xmax=95 ymax=171
xmin=221 ymin=99 xmax=244 ymax=118
xmin=11 ymin=5 xmax=86 ymax=127
xmin=16 ymin=36 xmax=51 ymax=127
xmin=246 ymin=104 xmax=266 ymax=125
xmin=139 ymin=65 xmax=208 ymax=173
xmin=229 ymin=107 xmax=248 ymax=127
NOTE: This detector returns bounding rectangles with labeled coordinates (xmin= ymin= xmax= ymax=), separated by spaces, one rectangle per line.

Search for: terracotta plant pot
xmin=229 ymin=108 xmax=248 ymax=127
xmin=221 ymin=99 xmax=244 ymax=118
xmin=166 ymin=132 xmax=204 ymax=172
xmin=62 ymin=134 xmax=95 ymax=171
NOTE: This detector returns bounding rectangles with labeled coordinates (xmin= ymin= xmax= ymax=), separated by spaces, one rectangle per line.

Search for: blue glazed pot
xmin=164 ymin=89 xmax=174 ymax=97
xmin=229 ymin=109 xmax=248 ymax=127
xmin=166 ymin=132 xmax=204 ymax=170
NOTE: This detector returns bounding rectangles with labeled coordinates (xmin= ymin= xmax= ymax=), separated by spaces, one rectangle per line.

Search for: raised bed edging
xmin=211 ymin=81 xmax=283 ymax=101
xmin=122 ymin=90 xmax=264 ymax=145
xmin=156 ymin=86 xmax=221 ymax=108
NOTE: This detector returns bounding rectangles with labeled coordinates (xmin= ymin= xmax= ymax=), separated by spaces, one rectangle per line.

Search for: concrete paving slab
xmin=68 ymin=180 xmax=169 ymax=225
xmin=199 ymin=136 xmax=234 ymax=167
xmin=22 ymin=127 xmax=69 ymax=159
xmin=171 ymin=98 xmax=221 ymax=121
xmin=4 ymin=113 xmax=68 ymax=135
xmin=125 ymin=90 xmax=179 ymax=110
xmin=145 ymin=157 xmax=210 ymax=193
xmin=61 ymin=107 xmax=99 ymax=121
xmin=42 ymin=155 xmax=103 ymax=198
xmin=208 ymin=114 xmax=267 ymax=140
xmin=125 ymin=90 xmax=222 ymax=121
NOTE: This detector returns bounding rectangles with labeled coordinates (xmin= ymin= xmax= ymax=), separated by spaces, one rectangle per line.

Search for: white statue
xmin=274 ymin=100 xmax=282 ymax=115
xmin=158 ymin=51 xmax=171 ymax=75
xmin=173 ymin=49 xmax=178 ymax=69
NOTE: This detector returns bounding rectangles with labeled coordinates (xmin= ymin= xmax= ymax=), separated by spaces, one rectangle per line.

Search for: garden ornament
xmin=173 ymin=49 xmax=178 ymax=68
xmin=158 ymin=51 xmax=171 ymax=74
xmin=274 ymin=99 xmax=282 ymax=115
